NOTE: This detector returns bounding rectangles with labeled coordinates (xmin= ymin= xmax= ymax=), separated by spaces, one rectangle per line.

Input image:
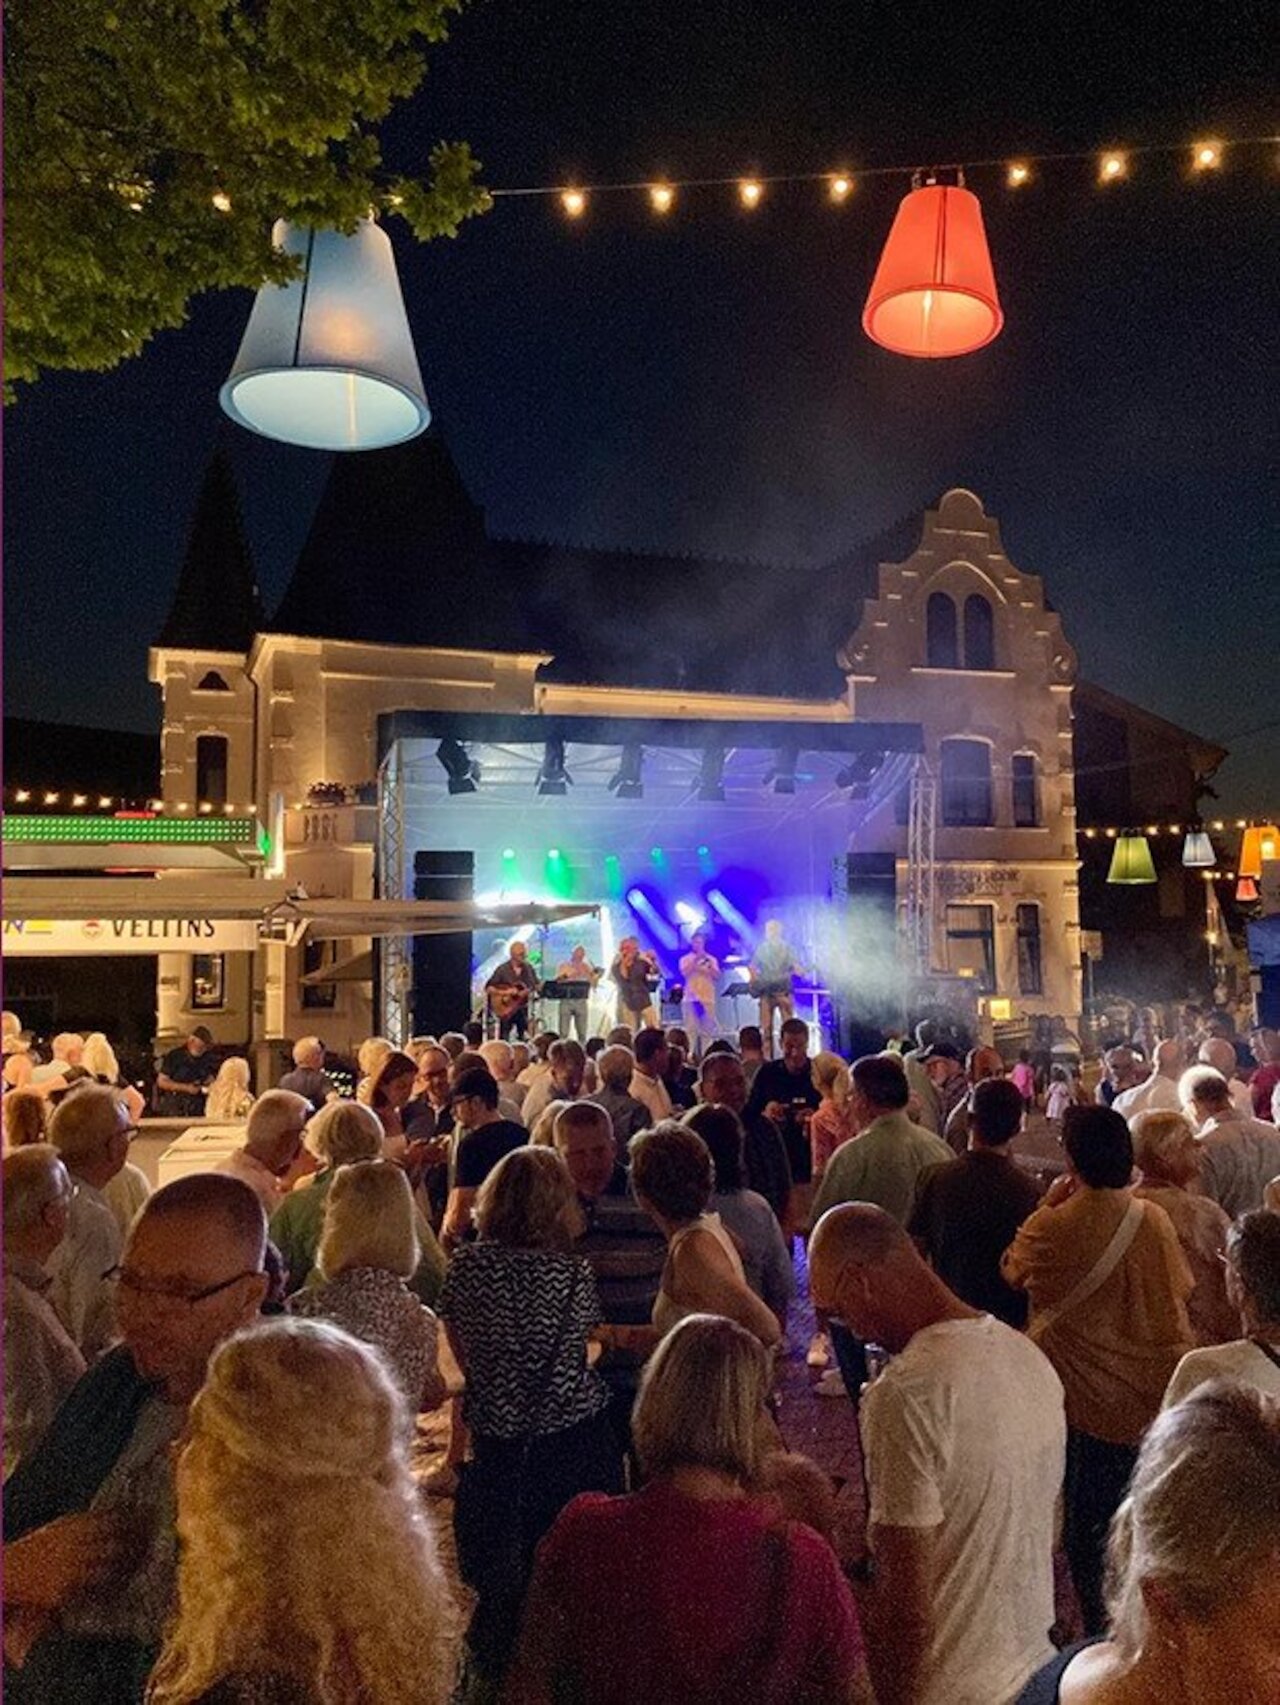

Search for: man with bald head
xmin=216 ymin=1088 xmax=311 ymax=1217
xmin=4 ymin=1174 xmax=270 ymax=1702
xmin=1110 ymin=1036 xmax=1185 ymax=1121
xmin=941 ymin=1045 xmax=1006 ymax=1153
xmin=810 ymin=1204 xmax=1064 ymax=1705
xmin=47 ymin=1083 xmax=133 ymax=1358
xmin=1195 ymin=1035 xmax=1254 ymax=1117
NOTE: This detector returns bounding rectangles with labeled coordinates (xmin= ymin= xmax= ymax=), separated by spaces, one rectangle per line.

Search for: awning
xmin=284 ymin=898 xmax=599 ymax=941
xmin=299 ymin=949 xmax=375 ymax=986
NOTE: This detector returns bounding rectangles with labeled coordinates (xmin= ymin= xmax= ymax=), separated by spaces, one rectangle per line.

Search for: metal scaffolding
xmin=906 ymin=755 xmax=938 ymax=977
xmin=376 ymin=744 xmax=411 ymax=1044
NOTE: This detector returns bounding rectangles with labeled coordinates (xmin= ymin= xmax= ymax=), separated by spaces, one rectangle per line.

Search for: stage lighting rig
xmin=765 ymin=744 xmax=799 ymax=795
xmin=436 ymin=738 xmax=479 ymax=795
xmin=609 ymin=743 xmax=644 ymax=799
xmin=537 ymin=737 xmax=572 ymax=796
xmin=697 ymin=743 xmax=726 ymax=802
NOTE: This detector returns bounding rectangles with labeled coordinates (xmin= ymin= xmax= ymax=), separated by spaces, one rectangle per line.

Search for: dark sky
xmin=6 ymin=0 xmax=1277 ymax=810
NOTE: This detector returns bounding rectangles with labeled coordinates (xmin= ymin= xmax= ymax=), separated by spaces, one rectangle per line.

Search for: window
xmin=301 ymin=939 xmax=338 ymax=1010
xmin=1012 ymin=754 xmax=1039 ymax=827
xmin=195 ymin=670 xmax=231 ymax=692
xmin=1016 ymin=904 xmax=1043 ymax=995
xmin=925 ymin=593 xmax=959 ymax=668
xmin=196 ymin=734 xmax=229 ymax=808
xmin=963 ymin=594 xmax=995 ymax=670
xmin=941 ymin=739 xmax=993 ymax=826
xmin=191 ymin=954 xmax=225 ymax=1010
xmin=945 ymin=905 xmax=996 ymax=992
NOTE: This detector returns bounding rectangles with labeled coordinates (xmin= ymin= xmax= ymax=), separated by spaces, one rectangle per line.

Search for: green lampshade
xmin=1107 ymin=833 xmax=1157 ymax=885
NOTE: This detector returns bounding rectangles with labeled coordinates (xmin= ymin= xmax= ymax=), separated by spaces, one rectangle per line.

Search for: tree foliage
xmin=4 ymin=0 xmax=490 ymax=393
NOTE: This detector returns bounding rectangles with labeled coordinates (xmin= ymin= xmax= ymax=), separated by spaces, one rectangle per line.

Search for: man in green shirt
xmin=809 ymin=1052 xmax=952 ymax=1398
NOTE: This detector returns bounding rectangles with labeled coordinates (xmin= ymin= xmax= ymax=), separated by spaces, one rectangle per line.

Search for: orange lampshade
xmin=863 ymin=183 xmax=1003 ymax=358
xmin=1237 ymin=824 xmax=1279 ymax=880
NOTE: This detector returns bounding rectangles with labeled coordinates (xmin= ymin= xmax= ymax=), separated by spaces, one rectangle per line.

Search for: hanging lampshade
xmin=862 ymin=178 xmax=1003 ymax=358
xmin=1235 ymin=875 xmax=1260 ymax=904
xmin=1238 ymin=823 xmax=1280 ymax=880
xmin=1107 ymin=832 xmax=1157 ymax=885
xmin=220 ymin=219 xmax=430 ymax=452
xmin=1181 ymin=829 xmax=1216 ymax=868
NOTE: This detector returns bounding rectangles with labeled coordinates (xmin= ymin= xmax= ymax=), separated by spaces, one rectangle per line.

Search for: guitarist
xmin=485 ymin=938 xmax=539 ymax=1040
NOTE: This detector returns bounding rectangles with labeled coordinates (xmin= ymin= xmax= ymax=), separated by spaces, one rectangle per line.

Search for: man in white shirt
xmin=1112 ymin=1037 xmax=1185 ymax=1122
xmin=46 ymin=1085 xmax=131 ymax=1359
xmin=30 ymin=1032 xmax=86 ymax=1096
xmin=628 ymin=1027 xmax=673 ymax=1125
xmin=1193 ymin=1037 xmax=1255 ymax=1118
xmin=810 ymin=1203 xmax=1065 ymax=1705
xmin=3 ymin=1146 xmax=86 ymax=1474
xmin=1163 ymin=1208 xmax=1280 ymax=1407
xmin=479 ymin=1039 xmax=528 ymax=1112
xmin=1186 ymin=1069 xmax=1280 ymax=1218
xmin=520 ymin=1039 xmax=589 ymax=1127
xmin=216 ymin=1089 xmax=311 ymax=1219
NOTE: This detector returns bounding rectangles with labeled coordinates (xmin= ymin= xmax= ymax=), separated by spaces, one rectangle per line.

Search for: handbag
xmin=1028 ymin=1196 xmax=1145 ymax=1345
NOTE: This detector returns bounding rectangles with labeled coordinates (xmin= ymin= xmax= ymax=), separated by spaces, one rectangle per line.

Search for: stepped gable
xmin=157 ymin=447 xmax=263 ymax=651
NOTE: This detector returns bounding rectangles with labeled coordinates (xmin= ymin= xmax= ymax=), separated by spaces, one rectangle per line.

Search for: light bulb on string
xmin=1191 ymin=140 xmax=1223 ymax=172
xmin=738 ymin=178 xmax=763 ymax=208
xmin=1099 ymin=151 xmax=1128 ymax=183
xmin=829 ymin=173 xmax=854 ymax=201
xmin=211 ymin=190 xmax=233 ymax=213
xmin=1007 ymin=161 xmax=1031 ymax=187
xmin=560 ymin=188 xmax=587 ymax=218
xmin=649 ymin=183 xmax=675 ymax=214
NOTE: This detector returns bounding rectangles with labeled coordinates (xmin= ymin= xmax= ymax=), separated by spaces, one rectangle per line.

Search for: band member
xmin=750 ymin=919 xmax=800 ymax=1058
xmin=484 ymin=938 xmax=539 ymax=1040
xmin=678 ymin=933 xmax=721 ymax=1060
xmin=610 ymin=936 xmax=659 ymax=1030
xmin=554 ymin=944 xmax=600 ymax=1043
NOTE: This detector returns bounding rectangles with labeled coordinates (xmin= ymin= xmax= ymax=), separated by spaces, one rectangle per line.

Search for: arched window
xmin=963 ymin=594 xmax=995 ymax=670
xmin=926 ymin=593 xmax=959 ymax=668
xmin=196 ymin=734 xmax=229 ymax=808
xmin=941 ymin=739 xmax=993 ymax=826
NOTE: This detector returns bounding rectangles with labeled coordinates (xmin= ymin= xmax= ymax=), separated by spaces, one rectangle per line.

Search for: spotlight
xmin=537 ymin=737 xmax=571 ymax=796
xmin=675 ymin=900 xmax=707 ymax=927
xmin=765 ymin=745 xmax=799 ymax=795
xmin=437 ymin=738 xmax=479 ymax=795
xmin=609 ymin=743 xmax=644 ymax=799
xmin=697 ymin=744 xmax=726 ymax=803
xmin=835 ymin=753 xmax=880 ymax=798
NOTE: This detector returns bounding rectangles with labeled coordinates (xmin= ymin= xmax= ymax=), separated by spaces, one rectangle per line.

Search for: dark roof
xmin=157 ymin=448 xmax=263 ymax=651
xmin=3 ymin=718 xmax=160 ymax=799
xmin=266 ymin=431 xmax=915 ymax=699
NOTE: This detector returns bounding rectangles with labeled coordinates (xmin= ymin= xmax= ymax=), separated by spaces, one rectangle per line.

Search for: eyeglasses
xmin=108 ymin=1266 xmax=263 ymax=1309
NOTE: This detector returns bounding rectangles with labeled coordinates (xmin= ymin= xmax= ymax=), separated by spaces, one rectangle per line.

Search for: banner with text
xmin=2 ymin=917 xmax=261 ymax=957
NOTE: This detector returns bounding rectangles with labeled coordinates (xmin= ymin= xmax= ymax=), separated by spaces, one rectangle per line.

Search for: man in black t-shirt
xmin=907 ymin=1077 xmax=1042 ymax=1327
xmin=153 ymin=1027 xmax=218 ymax=1117
xmin=440 ymin=1067 xmax=526 ymax=1249
xmin=485 ymin=939 xmax=539 ymax=1039
xmin=746 ymin=1016 xmax=820 ymax=1185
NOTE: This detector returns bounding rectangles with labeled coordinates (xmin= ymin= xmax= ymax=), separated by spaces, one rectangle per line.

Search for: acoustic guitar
xmin=488 ymin=984 xmax=532 ymax=1018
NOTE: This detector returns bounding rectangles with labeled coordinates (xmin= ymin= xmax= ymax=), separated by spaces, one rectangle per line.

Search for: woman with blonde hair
xmin=2 ymin=1087 xmax=46 ymax=1151
xmin=82 ymin=1033 xmax=146 ymax=1122
xmin=293 ymin=1160 xmax=445 ymax=1416
xmin=630 ymin=1121 xmax=781 ymax=1350
xmin=1132 ymin=1108 xmax=1236 ymax=1344
xmin=438 ymin=1145 xmax=623 ymax=1694
xmin=146 ymin=1318 xmax=458 ymax=1705
xmin=808 ymin=1051 xmax=856 ymax=1181
xmin=1014 ymin=1381 xmax=1280 ymax=1703
xmin=205 ymin=1056 xmax=254 ymax=1122
xmin=511 ymin=1313 xmax=870 ymax=1704
xmin=355 ymin=1036 xmax=394 ymax=1104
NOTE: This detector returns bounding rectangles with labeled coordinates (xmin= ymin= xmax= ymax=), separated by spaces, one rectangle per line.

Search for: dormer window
xmin=196 ymin=670 xmax=231 ymax=692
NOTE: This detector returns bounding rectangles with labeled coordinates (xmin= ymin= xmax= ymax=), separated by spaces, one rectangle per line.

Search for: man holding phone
xmin=746 ymin=1017 xmax=821 ymax=1190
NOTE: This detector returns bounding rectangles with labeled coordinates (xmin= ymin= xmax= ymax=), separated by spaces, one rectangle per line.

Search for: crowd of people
xmin=4 ymin=1002 xmax=1280 ymax=1704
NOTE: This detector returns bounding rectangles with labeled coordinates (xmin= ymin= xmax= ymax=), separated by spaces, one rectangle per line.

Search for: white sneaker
xmin=814 ymin=1369 xmax=848 ymax=1398
xmin=422 ymin=1463 xmax=460 ymax=1497
xmin=806 ymin=1333 xmax=830 ymax=1368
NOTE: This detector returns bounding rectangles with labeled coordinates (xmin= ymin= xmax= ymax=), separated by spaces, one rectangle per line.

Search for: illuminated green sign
xmin=3 ymin=815 xmax=268 ymax=855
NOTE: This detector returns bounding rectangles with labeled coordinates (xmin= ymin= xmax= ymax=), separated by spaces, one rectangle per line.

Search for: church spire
xmin=157 ymin=447 xmax=263 ymax=651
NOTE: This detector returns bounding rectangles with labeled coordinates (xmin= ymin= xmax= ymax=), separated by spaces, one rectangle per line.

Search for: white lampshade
xmin=220 ymin=220 xmax=430 ymax=452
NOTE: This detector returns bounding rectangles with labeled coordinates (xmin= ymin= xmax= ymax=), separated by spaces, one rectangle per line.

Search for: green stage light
xmin=603 ymin=854 xmax=623 ymax=897
xmin=545 ymin=848 xmax=574 ymax=898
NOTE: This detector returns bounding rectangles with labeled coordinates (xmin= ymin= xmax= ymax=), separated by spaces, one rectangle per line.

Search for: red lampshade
xmin=1235 ymin=875 xmax=1259 ymax=904
xmin=863 ymin=183 xmax=1003 ymax=358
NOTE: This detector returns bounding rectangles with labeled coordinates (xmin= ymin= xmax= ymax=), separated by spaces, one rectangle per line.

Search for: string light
xmin=1099 ymin=151 xmax=1128 ymax=183
xmin=44 ymin=792 xmax=59 ymax=805
xmin=649 ymin=183 xmax=675 ymax=214
xmin=72 ymin=794 xmax=87 ymax=807
xmin=1191 ymin=140 xmax=1223 ymax=171
xmin=828 ymin=173 xmax=854 ymax=201
xmin=560 ymin=188 xmax=587 ymax=218
xmin=1007 ymin=162 xmax=1031 ymax=187
xmin=15 ymin=790 xmax=30 ymax=803
xmin=738 ymin=178 xmax=763 ymax=208
xmin=211 ymin=189 xmax=233 ymax=213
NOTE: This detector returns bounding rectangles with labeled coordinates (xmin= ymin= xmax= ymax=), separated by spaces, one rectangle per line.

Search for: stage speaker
xmin=410 ymin=850 xmax=474 ymax=1037
xmin=831 ymin=852 xmax=900 ymax=1040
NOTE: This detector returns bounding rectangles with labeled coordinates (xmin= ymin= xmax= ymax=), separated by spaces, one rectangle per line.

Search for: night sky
xmin=5 ymin=1 xmax=1276 ymax=810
